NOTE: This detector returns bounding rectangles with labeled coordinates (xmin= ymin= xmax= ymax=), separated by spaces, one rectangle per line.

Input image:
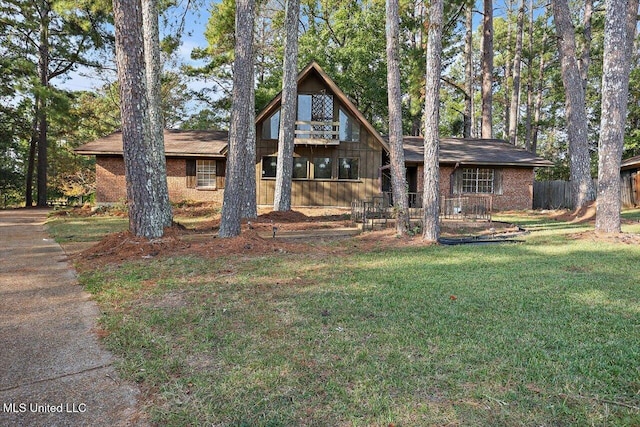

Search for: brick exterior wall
xmin=95 ymin=155 xmax=532 ymax=210
xmin=95 ymin=157 xmax=224 ymax=204
xmin=95 ymin=157 xmax=127 ymax=203
xmin=416 ymin=165 xmax=534 ymax=211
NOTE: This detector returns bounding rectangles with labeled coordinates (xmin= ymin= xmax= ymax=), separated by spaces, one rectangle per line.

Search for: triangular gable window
xmin=339 ymin=108 xmax=360 ymax=142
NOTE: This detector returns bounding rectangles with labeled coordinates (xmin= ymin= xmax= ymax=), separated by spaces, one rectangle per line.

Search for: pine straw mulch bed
xmin=69 ymin=208 xmax=459 ymax=270
xmin=69 ymin=202 xmax=640 ymax=271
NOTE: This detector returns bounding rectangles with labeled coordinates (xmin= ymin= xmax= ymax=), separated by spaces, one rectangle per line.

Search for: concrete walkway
xmin=0 ymin=209 xmax=145 ymax=427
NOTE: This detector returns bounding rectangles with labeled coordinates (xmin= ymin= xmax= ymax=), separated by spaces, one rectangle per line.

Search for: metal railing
xmin=379 ymin=192 xmax=492 ymax=220
xmin=440 ymin=195 xmax=492 ymax=221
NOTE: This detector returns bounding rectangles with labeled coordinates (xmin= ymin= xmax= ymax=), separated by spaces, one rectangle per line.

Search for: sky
xmin=53 ymin=0 xmax=532 ymax=95
xmin=53 ymin=1 xmax=212 ymax=93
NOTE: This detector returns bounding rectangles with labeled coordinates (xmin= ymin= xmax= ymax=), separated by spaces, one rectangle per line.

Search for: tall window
xmin=338 ymin=158 xmax=359 ymax=180
xmin=196 ymin=160 xmax=217 ymax=188
xmin=297 ymin=93 xmax=334 ymax=139
xmin=339 ymin=108 xmax=360 ymax=142
xmin=262 ymin=110 xmax=280 ymax=139
xmin=462 ymin=168 xmax=494 ymax=193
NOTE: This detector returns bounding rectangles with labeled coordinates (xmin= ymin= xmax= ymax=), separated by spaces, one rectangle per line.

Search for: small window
xmin=293 ymin=157 xmax=309 ymax=179
xmin=313 ymin=157 xmax=333 ymax=179
xmin=339 ymin=108 xmax=360 ymax=142
xmin=196 ymin=160 xmax=217 ymax=188
xmin=262 ymin=110 xmax=280 ymax=140
xmin=262 ymin=156 xmax=278 ymax=178
xmin=338 ymin=158 xmax=359 ymax=180
xmin=462 ymin=168 xmax=494 ymax=193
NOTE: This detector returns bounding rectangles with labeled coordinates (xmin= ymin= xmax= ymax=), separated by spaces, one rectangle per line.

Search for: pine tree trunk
xmin=273 ymin=0 xmax=300 ymax=212
xmin=481 ymin=0 xmax=494 ymax=138
xmin=386 ymin=0 xmax=409 ymax=235
xmin=25 ymin=99 xmax=39 ymax=207
xmin=464 ymin=3 xmax=473 ymax=138
xmin=551 ymin=0 xmax=596 ymax=208
xmin=595 ymin=0 xmax=638 ymax=233
xmin=142 ymin=0 xmax=173 ymax=228
xmin=242 ymin=65 xmax=257 ymax=220
xmin=113 ymin=0 xmax=164 ymax=239
xmin=580 ymin=0 xmax=593 ymax=93
xmin=524 ymin=0 xmax=535 ymax=151
xmin=531 ymin=11 xmax=549 ymax=154
xmin=219 ymin=0 xmax=255 ymax=237
xmin=503 ymin=0 xmax=513 ymax=139
xmin=507 ymin=0 xmax=525 ymax=145
xmin=36 ymin=2 xmax=50 ymax=207
xmin=422 ymin=0 xmax=444 ymax=242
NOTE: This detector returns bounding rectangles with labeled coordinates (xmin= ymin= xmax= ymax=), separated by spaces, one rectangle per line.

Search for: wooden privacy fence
xmin=533 ymin=176 xmax=637 ymax=209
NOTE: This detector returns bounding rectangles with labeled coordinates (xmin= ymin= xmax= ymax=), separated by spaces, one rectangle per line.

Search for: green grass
xmin=50 ymin=211 xmax=640 ymax=426
xmin=46 ymin=215 xmax=129 ymax=243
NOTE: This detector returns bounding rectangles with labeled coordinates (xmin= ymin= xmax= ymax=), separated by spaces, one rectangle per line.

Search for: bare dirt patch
xmin=568 ymin=230 xmax=640 ymax=244
xmin=550 ymin=201 xmax=597 ymax=224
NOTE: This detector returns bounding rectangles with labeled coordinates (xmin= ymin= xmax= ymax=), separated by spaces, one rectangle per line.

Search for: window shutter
xmin=216 ymin=160 xmax=226 ymax=177
xmin=186 ymin=159 xmax=196 ymax=188
xmin=216 ymin=159 xmax=226 ymax=189
xmin=494 ymin=169 xmax=503 ymax=195
xmin=451 ymin=169 xmax=462 ymax=194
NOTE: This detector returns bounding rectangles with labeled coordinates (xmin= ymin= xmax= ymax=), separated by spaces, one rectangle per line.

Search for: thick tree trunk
xmin=386 ymin=0 xmax=409 ymax=235
xmin=142 ymin=0 xmax=173 ymax=227
xmin=595 ymin=0 xmax=639 ymax=233
xmin=481 ymin=0 xmax=494 ymax=138
xmin=422 ymin=0 xmax=444 ymax=242
xmin=273 ymin=0 xmax=300 ymax=212
xmin=551 ymin=0 xmax=596 ymax=209
xmin=113 ymin=0 xmax=164 ymax=239
xmin=508 ymin=0 xmax=525 ymax=145
xmin=464 ymin=3 xmax=473 ymax=138
xmin=219 ymin=0 xmax=255 ymax=237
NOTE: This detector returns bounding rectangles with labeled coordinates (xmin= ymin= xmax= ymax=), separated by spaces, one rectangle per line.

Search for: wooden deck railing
xmin=294 ymin=120 xmax=340 ymax=140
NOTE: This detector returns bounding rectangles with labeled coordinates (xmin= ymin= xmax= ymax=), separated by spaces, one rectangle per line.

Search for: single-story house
xmin=620 ymin=155 xmax=640 ymax=205
xmin=75 ymin=61 xmax=552 ymax=210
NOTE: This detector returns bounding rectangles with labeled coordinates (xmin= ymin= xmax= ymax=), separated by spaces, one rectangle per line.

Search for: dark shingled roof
xmin=74 ymin=129 xmax=229 ymax=158
xmin=77 ymin=130 xmax=552 ymax=168
xmin=401 ymin=136 xmax=553 ymax=167
xmin=621 ymin=155 xmax=640 ymax=170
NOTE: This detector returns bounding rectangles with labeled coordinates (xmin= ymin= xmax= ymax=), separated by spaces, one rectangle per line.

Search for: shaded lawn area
xmin=50 ymin=210 xmax=640 ymax=426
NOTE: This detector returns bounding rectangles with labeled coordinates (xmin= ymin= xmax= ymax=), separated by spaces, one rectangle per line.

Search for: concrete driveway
xmin=0 ymin=209 xmax=146 ymax=426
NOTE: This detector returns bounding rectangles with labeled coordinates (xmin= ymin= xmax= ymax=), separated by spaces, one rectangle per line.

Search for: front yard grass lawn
xmin=50 ymin=210 xmax=640 ymax=426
